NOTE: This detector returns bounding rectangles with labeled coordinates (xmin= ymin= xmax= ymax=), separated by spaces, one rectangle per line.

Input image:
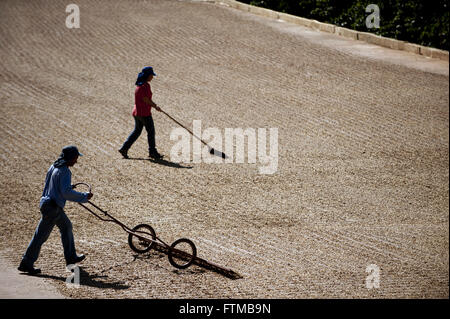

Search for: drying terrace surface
xmin=0 ymin=0 xmax=448 ymax=298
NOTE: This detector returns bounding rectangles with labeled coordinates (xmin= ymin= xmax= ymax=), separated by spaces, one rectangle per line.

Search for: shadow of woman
xmin=33 ymin=267 xmax=130 ymax=290
xmin=127 ymin=157 xmax=193 ymax=169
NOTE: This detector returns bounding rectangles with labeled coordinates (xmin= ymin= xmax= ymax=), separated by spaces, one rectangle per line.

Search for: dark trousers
xmin=121 ymin=115 xmax=156 ymax=153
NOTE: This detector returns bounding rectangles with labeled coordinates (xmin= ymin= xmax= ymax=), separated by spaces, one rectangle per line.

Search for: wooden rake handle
xmin=160 ymin=109 xmax=209 ymax=148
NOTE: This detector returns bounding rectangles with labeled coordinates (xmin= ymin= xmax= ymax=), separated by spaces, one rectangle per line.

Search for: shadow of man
xmin=31 ymin=267 xmax=130 ymax=290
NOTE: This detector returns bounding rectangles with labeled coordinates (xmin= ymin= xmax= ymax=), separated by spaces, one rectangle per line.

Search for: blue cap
xmin=142 ymin=66 xmax=156 ymax=76
xmin=136 ymin=66 xmax=156 ymax=86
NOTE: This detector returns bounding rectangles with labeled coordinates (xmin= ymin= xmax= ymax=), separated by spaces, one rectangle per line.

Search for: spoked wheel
xmin=168 ymin=238 xmax=197 ymax=269
xmin=128 ymin=224 xmax=156 ymax=253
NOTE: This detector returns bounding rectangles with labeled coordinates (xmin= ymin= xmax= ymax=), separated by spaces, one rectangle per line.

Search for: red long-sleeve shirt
xmin=132 ymin=82 xmax=152 ymax=116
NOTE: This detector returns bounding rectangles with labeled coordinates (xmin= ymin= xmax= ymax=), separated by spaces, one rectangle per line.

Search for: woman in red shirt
xmin=119 ymin=67 xmax=163 ymax=159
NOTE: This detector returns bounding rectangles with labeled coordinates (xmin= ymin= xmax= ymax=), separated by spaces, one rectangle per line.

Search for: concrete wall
xmin=219 ymin=0 xmax=449 ymax=61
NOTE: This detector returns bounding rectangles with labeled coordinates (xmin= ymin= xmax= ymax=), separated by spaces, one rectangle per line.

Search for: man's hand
xmin=154 ymin=105 xmax=162 ymax=112
xmin=87 ymin=192 xmax=93 ymax=200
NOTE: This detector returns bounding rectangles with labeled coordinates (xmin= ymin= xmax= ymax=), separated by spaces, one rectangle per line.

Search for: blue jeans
xmin=121 ymin=116 xmax=156 ymax=153
xmin=21 ymin=200 xmax=77 ymax=266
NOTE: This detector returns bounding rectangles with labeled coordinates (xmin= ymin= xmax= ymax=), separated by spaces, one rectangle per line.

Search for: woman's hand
xmin=143 ymin=97 xmax=162 ymax=111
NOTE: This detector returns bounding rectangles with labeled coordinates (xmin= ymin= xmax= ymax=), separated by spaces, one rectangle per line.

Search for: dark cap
xmin=141 ymin=66 xmax=156 ymax=76
xmin=61 ymin=145 xmax=83 ymax=161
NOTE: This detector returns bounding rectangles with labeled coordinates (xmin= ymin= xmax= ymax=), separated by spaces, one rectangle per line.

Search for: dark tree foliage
xmin=241 ymin=0 xmax=448 ymax=50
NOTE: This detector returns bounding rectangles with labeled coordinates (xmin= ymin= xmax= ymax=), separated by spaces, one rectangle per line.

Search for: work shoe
xmin=18 ymin=261 xmax=41 ymax=275
xmin=66 ymin=254 xmax=86 ymax=266
xmin=118 ymin=148 xmax=129 ymax=159
xmin=149 ymin=149 xmax=163 ymax=160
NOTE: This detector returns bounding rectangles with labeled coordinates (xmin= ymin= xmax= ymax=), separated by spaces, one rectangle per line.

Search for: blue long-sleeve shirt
xmin=40 ymin=164 xmax=89 ymax=209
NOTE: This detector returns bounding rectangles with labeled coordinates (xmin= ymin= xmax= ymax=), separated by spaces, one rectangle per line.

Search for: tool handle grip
xmin=72 ymin=182 xmax=92 ymax=193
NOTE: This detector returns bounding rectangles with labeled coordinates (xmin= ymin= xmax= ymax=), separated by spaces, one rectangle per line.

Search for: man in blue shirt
xmin=18 ymin=146 xmax=93 ymax=274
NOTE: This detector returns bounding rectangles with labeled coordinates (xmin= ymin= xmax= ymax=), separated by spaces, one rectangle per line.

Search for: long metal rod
xmin=78 ymin=202 xmax=150 ymax=240
xmin=78 ymin=201 xmax=167 ymax=246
